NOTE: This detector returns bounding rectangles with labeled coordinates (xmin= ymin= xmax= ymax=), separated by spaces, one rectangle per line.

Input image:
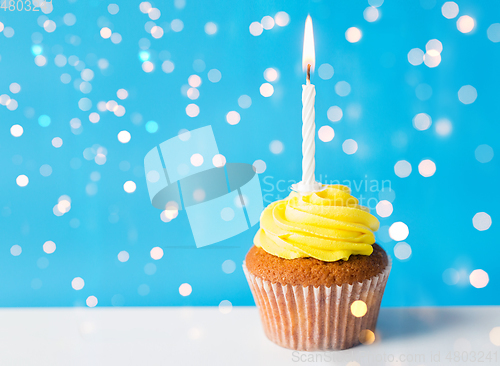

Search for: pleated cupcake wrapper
xmin=243 ymin=260 xmax=391 ymax=351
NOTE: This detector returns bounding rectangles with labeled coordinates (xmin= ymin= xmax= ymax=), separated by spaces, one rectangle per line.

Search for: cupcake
xmin=243 ymin=184 xmax=391 ymax=351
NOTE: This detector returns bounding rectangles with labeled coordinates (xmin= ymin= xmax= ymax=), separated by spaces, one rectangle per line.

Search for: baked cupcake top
xmin=254 ymin=185 xmax=380 ymax=262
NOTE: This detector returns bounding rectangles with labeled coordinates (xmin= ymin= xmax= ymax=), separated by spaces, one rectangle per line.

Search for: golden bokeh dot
xmin=359 ymin=329 xmax=375 ymax=345
xmin=351 ymin=300 xmax=368 ymax=317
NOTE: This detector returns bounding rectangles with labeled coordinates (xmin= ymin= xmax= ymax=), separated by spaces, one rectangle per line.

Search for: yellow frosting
xmin=254 ymin=185 xmax=380 ymax=262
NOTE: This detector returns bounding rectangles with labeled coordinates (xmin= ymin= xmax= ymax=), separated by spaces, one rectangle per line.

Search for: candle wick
xmin=306 ymin=64 xmax=311 ymax=84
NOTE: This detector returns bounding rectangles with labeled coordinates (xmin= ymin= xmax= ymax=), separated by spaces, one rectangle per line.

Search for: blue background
xmin=0 ymin=0 xmax=498 ymax=307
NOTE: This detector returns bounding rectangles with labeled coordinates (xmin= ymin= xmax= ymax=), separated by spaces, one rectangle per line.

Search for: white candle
xmin=293 ymin=16 xmax=323 ymax=193
xmin=302 ymin=68 xmax=316 ymax=186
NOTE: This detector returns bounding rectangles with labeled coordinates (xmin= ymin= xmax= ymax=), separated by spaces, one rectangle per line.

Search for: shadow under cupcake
xmin=243 ymin=185 xmax=391 ymax=351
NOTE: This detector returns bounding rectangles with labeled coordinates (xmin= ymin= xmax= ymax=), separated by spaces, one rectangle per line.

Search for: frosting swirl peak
xmin=254 ymin=185 xmax=380 ymax=262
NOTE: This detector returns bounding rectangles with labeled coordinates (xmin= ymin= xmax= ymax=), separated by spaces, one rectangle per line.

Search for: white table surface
xmin=0 ymin=306 xmax=498 ymax=366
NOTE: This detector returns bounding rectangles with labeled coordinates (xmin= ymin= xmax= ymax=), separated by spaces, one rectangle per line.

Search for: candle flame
xmin=302 ymin=15 xmax=315 ymax=72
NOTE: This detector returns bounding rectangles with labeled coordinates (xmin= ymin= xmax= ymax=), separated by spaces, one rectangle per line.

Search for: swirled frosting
xmin=254 ymin=185 xmax=380 ymax=262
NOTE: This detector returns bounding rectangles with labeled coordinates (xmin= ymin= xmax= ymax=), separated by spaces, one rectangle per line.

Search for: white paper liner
xmin=243 ymin=259 xmax=391 ymax=351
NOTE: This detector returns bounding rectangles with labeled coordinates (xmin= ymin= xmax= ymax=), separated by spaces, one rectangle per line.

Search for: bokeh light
xmin=457 ymin=16 xmax=475 ymax=34
xmin=413 ymin=113 xmax=432 ymax=131
xmin=469 ymin=269 xmax=489 ymax=288
xmin=264 ymin=68 xmax=279 ymax=82
xmin=161 ymin=208 xmax=179 ymax=222
xmin=221 ymin=207 xmax=235 ymax=221
xmin=10 ymin=125 xmax=23 ymax=137
xmin=40 ymin=164 xmax=52 ymax=177
xmin=124 ymin=181 xmax=137 ymax=193
xmin=426 ymin=39 xmax=443 ymax=53
xmin=52 ymin=137 xmax=63 ymax=148
xmin=260 ymin=83 xmax=274 ymax=97
xmin=418 ymin=159 xmax=436 ymax=177
xmin=269 ymin=140 xmax=284 ymax=154
xmin=389 ymin=222 xmax=409 ymax=241
xmin=424 ymin=52 xmax=441 ymax=68
xmin=219 ymin=300 xmax=232 ymax=314
xmin=86 ymin=296 xmax=98 ymax=308
xmin=78 ymin=98 xmax=92 ymax=111
xmin=10 ymin=245 xmax=22 ymax=257
xmin=162 ymin=60 xmax=175 ymax=74
xmin=489 ymin=327 xmax=500 ymax=346
xmin=318 ymin=126 xmax=335 ymax=142
xmin=394 ymin=160 xmax=412 ymax=178
xmin=9 ymin=83 xmax=21 ymax=93
xmin=150 ymin=247 xmax=164 ymax=260
xmin=111 ymin=32 xmax=123 ymax=43
xmin=145 ymin=121 xmax=158 ymax=133
xmin=226 ymin=111 xmax=241 ymax=125
xmin=186 ymin=104 xmax=200 ymax=117
xmin=142 ymin=61 xmax=154 ymax=73
xmin=261 ymin=16 xmax=275 ymax=30
xmin=458 ymin=85 xmax=477 ymax=104
xmin=252 ymin=160 xmax=267 ymax=174
xmin=363 ymin=7 xmax=379 ymax=23
xmin=351 ymin=300 xmax=367 ymax=317
xmin=274 ymin=12 xmax=290 ymax=27
xmin=327 ymin=106 xmax=343 ymax=122
xmin=212 ymin=154 xmax=226 ymax=168
xmin=442 ymin=2 xmax=459 ymax=19
xmin=3 ymin=26 xmax=14 ymax=38
xmin=335 ymin=81 xmax=351 ymax=96
xmin=359 ymin=329 xmax=375 ymax=345
xmin=187 ymin=88 xmax=199 ymax=100
xmin=118 ymin=131 xmax=131 ymax=143
xmin=222 ymin=260 xmax=236 ymax=274
xmin=394 ymin=242 xmax=412 ymax=260
xmin=171 ymin=19 xmax=184 ymax=32
xmin=475 ymin=144 xmax=494 ymax=163
xmin=148 ymin=8 xmax=161 ymax=21
xmin=72 ymin=277 xmax=84 ymax=290
xmin=435 ymin=118 xmax=452 ymax=136
xmin=118 ymin=251 xmax=129 ymax=262
xmin=64 ymin=13 xmax=76 ymax=26
xmin=43 ymin=20 xmax=56 ymax=33
xmin=342 ymin=139 xmax=358 ymax=155
xmin=318 ymin=63 xmax=334 ymax=80
xmin=43 ymin=241 xmax=56 ymax=254
xmin=472 ymin=212 xmax=492 ymax=231
xmin=6 ymin=98 xmax=18 ymax=110
xmin=208 ymin=69 xmax=221 ymax=83
xmin=117 ymin=89 xmax=128 ymax=100
xmin=205 ymin=22 xmax=217 ymax=35
xmin=108 ymin=4 xmax=119 ymax=15
xmin=188 ymin=75 xmax=202 ymax=88
xmin=376 ymin=200 xmax=393 ymax=218
xmin=100 ymin=27 xmax=112 ymax=39
xmin=416 ymin=83 xmax=432 ymax=101
xmin=16 ymin=175 xmax=29 ymax=187
xmin=179 ymin=283 xmax=192 ymax=296
xmin=346 ymin=27 xmax=362 ymax=43
xmin=238 ymin=95 xmax=252 ymax=109
xmin=249 ymin=22 xmax=263 ymax=36
xmin=487 ymin=23 xmax=500 ymax=43
xmin=190 ymin=153 xmax=204 ymax=167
